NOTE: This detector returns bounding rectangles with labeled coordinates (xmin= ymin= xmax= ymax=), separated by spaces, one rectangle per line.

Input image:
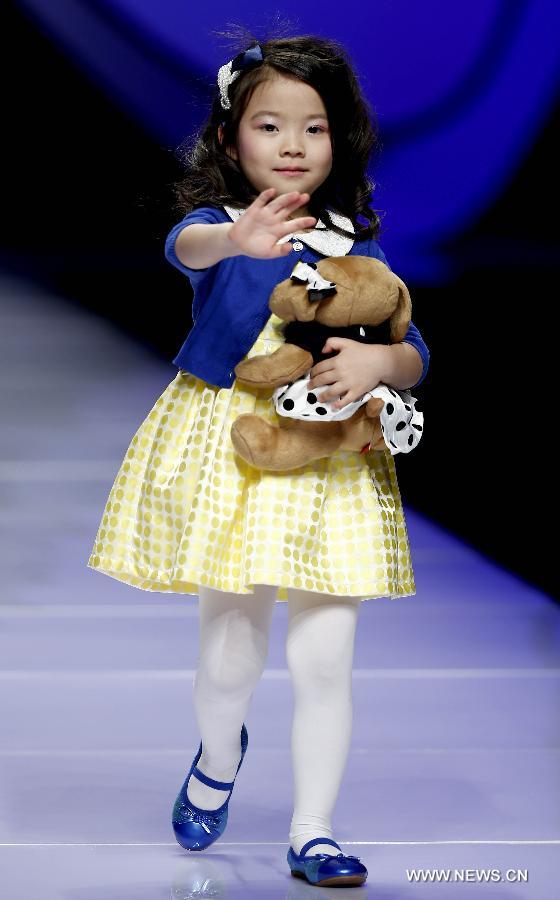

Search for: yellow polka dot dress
xmin=87 ymin=312 xmax=416 ymax=601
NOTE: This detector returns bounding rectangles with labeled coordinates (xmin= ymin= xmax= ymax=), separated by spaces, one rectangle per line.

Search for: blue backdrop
xmin=14 ymin=0 xmax=560 ymax=282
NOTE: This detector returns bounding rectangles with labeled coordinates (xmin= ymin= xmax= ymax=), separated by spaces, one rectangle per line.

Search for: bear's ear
xmin=315 ymin=257 xmax=353 ymax=288
xmin=389 ymin=275 xmax=412 ymax=342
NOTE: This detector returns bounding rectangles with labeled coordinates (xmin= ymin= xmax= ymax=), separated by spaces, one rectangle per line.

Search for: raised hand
xmin=227 ymin=188 xmax=316 ymax=259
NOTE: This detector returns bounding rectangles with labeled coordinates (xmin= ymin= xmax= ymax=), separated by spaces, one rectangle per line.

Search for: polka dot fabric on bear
xmin=87 ymin=312 xmax=415 ymax=601
xmin=272 ymin=376 xmax=424 ymax=454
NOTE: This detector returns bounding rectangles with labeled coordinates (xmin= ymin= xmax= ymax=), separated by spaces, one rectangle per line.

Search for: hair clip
xmin=217 ymin=43 xmax=264 ymax=110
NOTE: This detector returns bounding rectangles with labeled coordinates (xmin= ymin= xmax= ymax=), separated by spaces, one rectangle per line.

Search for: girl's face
xmin=224 ymin=74 xmax=333 ymax=215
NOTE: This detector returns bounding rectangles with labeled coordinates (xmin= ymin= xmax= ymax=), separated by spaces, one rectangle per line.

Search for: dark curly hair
xmin=170 ymin=29 xmax=384 ymax=241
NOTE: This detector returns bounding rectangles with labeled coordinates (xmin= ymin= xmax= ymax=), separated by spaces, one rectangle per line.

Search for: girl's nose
xmin=280 ymin=136 xmax=305 ymax=155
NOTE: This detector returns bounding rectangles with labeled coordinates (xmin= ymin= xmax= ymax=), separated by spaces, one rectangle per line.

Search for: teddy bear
xmin=230 ymin=255 xmax=423 ymax=471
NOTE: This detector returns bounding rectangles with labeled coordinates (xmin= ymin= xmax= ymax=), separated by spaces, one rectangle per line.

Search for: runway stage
xmin=0 ymin=273 xmax=558 ymax=898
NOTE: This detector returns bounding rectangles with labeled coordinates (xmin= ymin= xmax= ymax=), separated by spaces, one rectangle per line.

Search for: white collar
xmin=222 ymin=204 xmax=355 ymax=257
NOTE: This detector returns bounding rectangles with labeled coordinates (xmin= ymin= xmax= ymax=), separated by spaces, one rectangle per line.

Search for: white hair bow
xmin=217 ymin=44 xmax=264 ymax=110
xmin=290 ymin=261 xmax=337 ymax=302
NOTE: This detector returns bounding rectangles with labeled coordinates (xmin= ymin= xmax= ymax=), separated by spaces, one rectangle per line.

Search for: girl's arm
xmin=368 ymin=242 xmax=430 ymax=389
xmin=379 ymin=342 xmax=424 ymax=391
xmin=175 ymin=188 xmax=316 ymax=270
xmin=307 ymin=256 xmax=430 ymax=405
xmin=174 ymin=222 xmax=239 ymax=270
xmin=391 ymin=321 xmax=430 ymax=389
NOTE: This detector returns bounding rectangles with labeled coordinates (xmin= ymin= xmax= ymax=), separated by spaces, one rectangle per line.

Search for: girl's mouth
xmin=274 ymin=169 xmax=307 ymax=176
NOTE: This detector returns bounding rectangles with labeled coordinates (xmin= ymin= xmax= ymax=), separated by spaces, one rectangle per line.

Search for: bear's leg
xmin=234 ymin=345 xmax=312 ymax=390
xmin=230 ymin=416 xmax=343 ymax=471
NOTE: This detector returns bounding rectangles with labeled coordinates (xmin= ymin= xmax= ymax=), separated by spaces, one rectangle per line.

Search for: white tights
xmin=189 ymin=583 xmax=361 ymax=857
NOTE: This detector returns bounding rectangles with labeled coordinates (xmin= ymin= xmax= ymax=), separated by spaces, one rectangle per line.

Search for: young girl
xmin=87 ymin=34 xmax=430 ymax=888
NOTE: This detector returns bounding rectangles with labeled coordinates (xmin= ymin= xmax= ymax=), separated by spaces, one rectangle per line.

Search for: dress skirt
xmin=87 ymin=312 xmax=416 ymax=601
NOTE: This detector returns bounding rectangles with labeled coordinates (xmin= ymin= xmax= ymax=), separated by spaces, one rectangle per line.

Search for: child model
xmin=88 ymin=34 xmax=430 ymax=888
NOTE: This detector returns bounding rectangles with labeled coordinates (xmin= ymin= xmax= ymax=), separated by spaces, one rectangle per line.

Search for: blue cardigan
xmin=165 ymin=206 xmax=430 ymax=390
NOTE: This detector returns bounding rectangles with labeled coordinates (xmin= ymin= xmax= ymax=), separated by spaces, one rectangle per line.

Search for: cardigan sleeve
xmin=164 ymin=206 xmax=226 ymax=288
xmin=369 ymin=239 xmax=430 ymax=389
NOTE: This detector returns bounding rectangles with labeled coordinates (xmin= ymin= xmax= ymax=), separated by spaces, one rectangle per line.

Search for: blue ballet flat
xmin=287 ymin=837 xmax=368 ymax=887
xmin=172 ymin=723 xmax=248 ymax=851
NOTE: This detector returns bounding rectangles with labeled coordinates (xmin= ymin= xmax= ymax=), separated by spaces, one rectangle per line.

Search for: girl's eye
xmin=258 ymin=124 xmax=326 ymax=133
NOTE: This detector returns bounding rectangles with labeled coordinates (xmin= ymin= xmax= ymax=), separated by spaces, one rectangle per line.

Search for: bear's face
xmin=269 ymin=258 xmax=355 ymax=323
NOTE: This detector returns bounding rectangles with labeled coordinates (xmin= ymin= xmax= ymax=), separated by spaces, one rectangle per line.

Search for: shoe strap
xmin=299 ymin=837 xmax=342 ymax=858
xmin=192 ymin=765 xmax=234 ymax=791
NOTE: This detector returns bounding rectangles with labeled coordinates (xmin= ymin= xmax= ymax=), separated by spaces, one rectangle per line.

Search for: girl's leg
xmin=286 ymin=588 xmax=362 ymax=856
xmin=188 ymin=583 xmax=277 ymax=810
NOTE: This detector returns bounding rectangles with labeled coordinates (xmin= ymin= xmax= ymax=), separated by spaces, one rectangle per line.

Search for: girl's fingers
xmin=252 ymin=187 xmax=276 ymax=208
xmin=276 ymin=216 xmax=316 ymax=236
xmin=247 ymin=190 xmax=316 ymax=255
xmin=266 ymin=240 xmax=294 ymax=258
xmin=287 ymin=216 xmax=317 ymax=230
xmin=266 ymin=191 xmax=309 ymax=215
xmin=270 ymin=243 xmax=295 ymax=258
